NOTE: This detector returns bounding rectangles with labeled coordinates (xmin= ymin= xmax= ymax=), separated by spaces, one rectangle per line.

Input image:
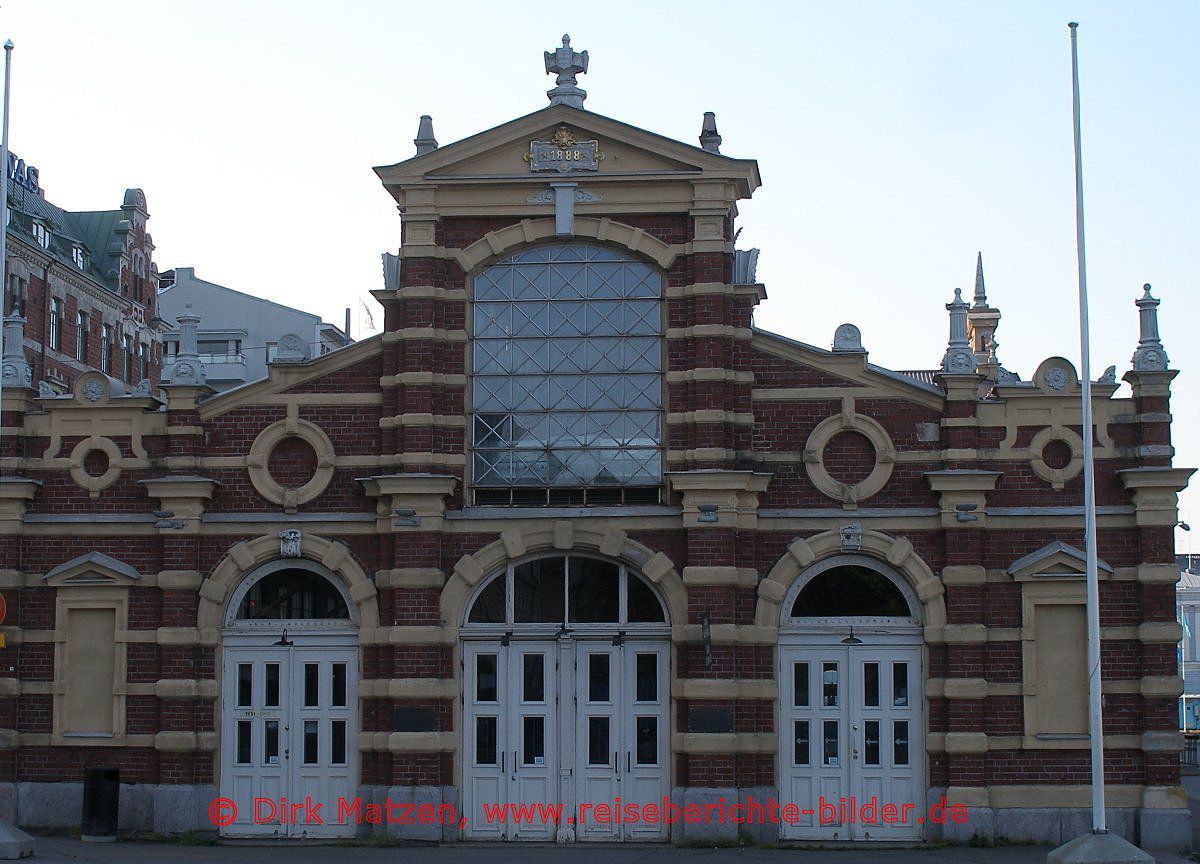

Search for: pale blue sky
xmin=4 ymin=1 xmax=1197 ymax=543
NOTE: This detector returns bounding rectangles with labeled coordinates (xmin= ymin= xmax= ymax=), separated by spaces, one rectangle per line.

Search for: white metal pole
xmin=1069 ymin=21 xmax=1107 ymax=834
xmin=0 ymin=40 xmax=13 ymax=457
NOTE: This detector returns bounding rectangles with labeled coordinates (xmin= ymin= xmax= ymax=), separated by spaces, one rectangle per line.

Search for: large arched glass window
xmin=789 ymin=566 xmax=913 ymax=620
xmin=471 ymin=243 xmax=662 ymax=506
xmin=236 ymin=568 xmax=350 ymax=620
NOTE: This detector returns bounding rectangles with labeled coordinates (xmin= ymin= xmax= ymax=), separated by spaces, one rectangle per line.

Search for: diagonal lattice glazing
xmin=471 ymin=243 xmax=662 ymax=489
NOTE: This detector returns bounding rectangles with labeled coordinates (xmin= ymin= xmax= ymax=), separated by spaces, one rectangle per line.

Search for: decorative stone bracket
xmin=925 ymin=469 xmax=1002 ymax=528
xmin=1118 ymin=467 xmax=1196 ymax=527
xmin=139 ymin=476 xmax=219 ymax=532
xmin=358 ymin=474 xmax=458 ymax=531
xmin=0 ymin=477 xmax=41 ymax=532
xmin=666 ymin=470 xmax=771 ymax=529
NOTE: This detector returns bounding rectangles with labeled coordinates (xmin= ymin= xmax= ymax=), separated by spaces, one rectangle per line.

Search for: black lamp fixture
xmin=274 ymin=628 xmax=294 ymax=647
xmin=841 ymin=627 xmax=863 ymax=645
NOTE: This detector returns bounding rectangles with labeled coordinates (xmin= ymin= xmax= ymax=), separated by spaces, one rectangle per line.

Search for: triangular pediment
xmin=1007 ymin=542 xmax=1113 ymax=581
xmin=375 ymin=104 xmax=759 ymax=195
xmin=43 ymin=552 xmax=141 ymax=586
xmin=750 ymin=329 xmax=946 ymax=411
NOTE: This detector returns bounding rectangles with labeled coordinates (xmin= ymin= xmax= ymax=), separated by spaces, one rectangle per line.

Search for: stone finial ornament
xmin=274 ymin=333 xmax=307 ymax=364
xmin=165 ymin=303 xmax=206 ymax=387
xmin=941 ymin=288 xmax=978 ymax=374
xmin=544 ymin=34 xmax=588 ymax=108
xmin=414 ymin=115 xmax=438 ymax=156
xmin=699 ymin=111 xmax=722 ymax=154
xmin=1131 ymin=283 xmax=1169 ymax=372
xmin=1 ymin=315 xmax=33 ymax=389
xmin=832 ymin=323 xmax=864 ymax=353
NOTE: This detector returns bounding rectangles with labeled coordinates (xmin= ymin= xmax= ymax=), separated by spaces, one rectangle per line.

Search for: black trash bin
xmin=81 ymin=767 xmax=119 ymax=842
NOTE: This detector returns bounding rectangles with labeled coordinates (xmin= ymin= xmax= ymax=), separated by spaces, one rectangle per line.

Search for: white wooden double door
xmin=220 ymin=644 xmax=358 ymax=838
xmin=463 ymin=639 xmax=669 ymax=841
xmin=779 ymin=642 xmax=924 ymax=841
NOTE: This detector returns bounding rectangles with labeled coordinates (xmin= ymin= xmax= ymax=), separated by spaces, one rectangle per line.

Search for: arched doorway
xmin=777 ymin=555 xmax=924 ymax=842
xmin=460 ymin=553 xmax=670 ymax=842
xmin=219 ymin=559 xmax=359 ymax=839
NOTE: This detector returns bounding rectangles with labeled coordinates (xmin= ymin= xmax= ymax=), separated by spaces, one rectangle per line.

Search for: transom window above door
xmin=471 ymin=243 xmax=663 ymax=507
xmin=465 ymin=555 xmax=666 ymax=628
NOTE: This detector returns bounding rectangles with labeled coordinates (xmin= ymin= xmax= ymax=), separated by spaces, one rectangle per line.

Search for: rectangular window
xmin=523 ymin=716 xmax=544 ymax=764
xmin=475 ymin=717 xmax=497 ymax=765
xmin=476 ymin=655 xmax=497 ymax=702
xmin=635 ymin=716 xmax=658 ymax=765
xmin=72 ymin=245 xmax=86 ymax=269
xmin=893 ymin=720 xmax=910 ymax=766
xmin=265 ymin=663 xmax=279 ymax=707
xmin=330 ymin=719 xmax=346 ymax=765
xmin=892 ymin=662 xmax=909 ymax=707
xmin=822 ymin=720 xmax=839 ymax=766
xmin=76 ymin=311 xmax=89 ymax=361
xmin=32 ymin=221 xmax=49 ymax=248
xmin=635 ymin=653 xmax=657 ymax=703
xmin=865 ymin=720 xmax=880 ymax=766
xmin=332 ymin=663 xmax=346 ymax=707
xmin=793 ymin=662 xmax=809 ymax=707
xmin=237 ymin=664 xmax=253 ymax=707
xmin=588 ymin=654 xmax=610 ymax=703
xmin=138 ymin=343 xmax=148 ymax=380
xmin=864 ymin=662 xmax=880 ymax=707
xmin=122 ymin=335 xmax=134 ymax=381
xmin=822 ymin=662 xmax=839 ymax=707
xmin=523 ymin=654 xmax=544 ymax=703
xmin=264 ymin=720 xmax=279 ymax=765
xmin=236 ymin=720 xmax=252 ymax=764
xmin=588 ymin=716 xmax=610 ymax=766
xmin=49 ymin=298 xmax=63 ymax=351
xmin=303 ymin=720 xmax=319 ymax=764
xmin=101 ymin=325 xmax=113 ymax=374
xmin=304 ymin=663 xmax=319 ymax=707
xmin=794 ymin=720 xmax=810 ymax=766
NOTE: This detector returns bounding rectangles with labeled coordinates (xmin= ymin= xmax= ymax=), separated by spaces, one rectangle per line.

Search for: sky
xmin=3 ymin=1 xmax=1197 ymax=546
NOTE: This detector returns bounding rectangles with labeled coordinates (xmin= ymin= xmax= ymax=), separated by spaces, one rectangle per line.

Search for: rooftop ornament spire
xmin=544 ymin=34 xmax=588 ymax=108
xmin=699 ymin=111 xmax=722 ymax=154
xmin=414 ymin=115 xmax=438 ymax=156
xmin=941 ymin=287 xmax=978 ymax=374
xmin=1131 ymin=283 xmax=1169 ymax=371
xmin=972 ymin=251 xmax=987 ymax=307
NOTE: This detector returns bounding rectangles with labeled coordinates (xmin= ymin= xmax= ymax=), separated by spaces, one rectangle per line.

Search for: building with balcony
xmin=157 ymin=267 xmax=349 ymax=391
xmin=2 ymin=157 xmax=163 ymax=395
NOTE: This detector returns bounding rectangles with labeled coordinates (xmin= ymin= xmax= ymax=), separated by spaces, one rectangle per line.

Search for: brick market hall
xmin=0 ymin=35 xmax=1192 ymax=848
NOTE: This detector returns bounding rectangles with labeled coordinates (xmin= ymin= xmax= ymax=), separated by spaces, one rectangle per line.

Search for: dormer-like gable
xmin=43 ymin=552 xmax=141 ymax=587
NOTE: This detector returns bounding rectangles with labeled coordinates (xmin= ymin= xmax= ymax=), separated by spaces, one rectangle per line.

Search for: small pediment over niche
xmin=1007 ymin=541 xmax=1112 ymax=582
xmin=43 ymin=552 xmax=141 ymax=587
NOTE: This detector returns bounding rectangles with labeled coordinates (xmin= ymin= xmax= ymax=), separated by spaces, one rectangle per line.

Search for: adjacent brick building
xmin=0 ymin=39 xmax=1192 ymax=848
xmin=3 ymin=155 xmax=163 ymax=396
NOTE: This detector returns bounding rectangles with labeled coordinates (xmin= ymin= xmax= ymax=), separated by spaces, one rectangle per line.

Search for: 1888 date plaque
xmin=525 ymin=126 xmax=603 ymax=173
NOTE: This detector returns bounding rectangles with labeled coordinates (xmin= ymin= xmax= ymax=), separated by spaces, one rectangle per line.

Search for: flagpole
xmin=1069 ymin=21 xmax=1107 ymax=835
xmin=0 ymin=40 xmax=14 ymax=459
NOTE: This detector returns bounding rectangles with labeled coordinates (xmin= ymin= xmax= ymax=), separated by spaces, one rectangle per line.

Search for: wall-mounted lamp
xmin=274 ymin=629 xmax=294 ymax=647
xmin=841 ymin=627 xmax=863 ymax=645
xmin=1179 ymin=521 xmax=1192 ymax=532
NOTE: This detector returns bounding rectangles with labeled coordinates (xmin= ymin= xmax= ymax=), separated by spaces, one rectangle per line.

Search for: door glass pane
xmin=237 ymin=663 xmax=252 ymax=707
xmin=822 ymin=662 xmax=839 ymax=707
xmin=864 ymin=662 xmax=879 ymax=707
xmin=893 ymin=662 xmax=909 ymax=707
xmin=331 ymin=719 xmax=347 ymax=765
xmin=236 ymin=720 xmax=251 ymax=764
xmin=794 ymin=720 xmax=810 ymax=765
xmin=264 ymin=720 xmax=279 ymax=765
xmin=265 ymin=663 xmax=279 ymax=708
xmin=514 ymin=558 xmax=565 ymax=623
xmin=303 ymin=720 xmax=319 ymax=764
xmin=588 ymin=716 xmax=610 ymax=766
xmin=589 ymin=654 xmax=610 ymax=702
xmin=304 ymin=663 xmax=319 ymax=707
xmin=568 ymin=557 xmax=619 ymax=623
xmin=523 ymin=716 xmax=545 ymax=765
xmin=627 ymin=574 xmax=666 ymax=622
xmin=477 ymin=655 xmax=498 ymax=702
xmin=332 ymin=663 xmax=346 ymax=707
xmin=636 ymin=653 xmax=657 ymax=702
xmin=894 ymin=720 xmax=910 ymax=766
xmin=523 ymin=654 xmax=545 ymax=703
xmin=793 ymin=662 xmax=809 ymax=707
xmin=823 ymin=720 xmax=839 ymax=766
xmin=865 ymin=720 xmax=880 ymax=766
xmin=636 ymin=717 xmax=657 ymax=765
xmin=476 ymin=716 xmax=498 ymax=765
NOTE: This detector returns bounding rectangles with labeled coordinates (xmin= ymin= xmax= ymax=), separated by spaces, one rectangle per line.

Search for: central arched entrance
xmin=777 ymin=555 xmax=925 ymax=842
xmin=218 ymin=559 xmax=359 ymax=839
xmin=460 ymin=553 xmax=671 ymax=842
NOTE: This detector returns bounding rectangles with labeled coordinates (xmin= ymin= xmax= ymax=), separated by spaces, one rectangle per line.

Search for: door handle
xmin=627 ymin=751 xmax=631 ymax=772
xmin=501 ymin=751 xmax=505 ymax=772
xmin=613 ymin=751 xmax=618 ymax=775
